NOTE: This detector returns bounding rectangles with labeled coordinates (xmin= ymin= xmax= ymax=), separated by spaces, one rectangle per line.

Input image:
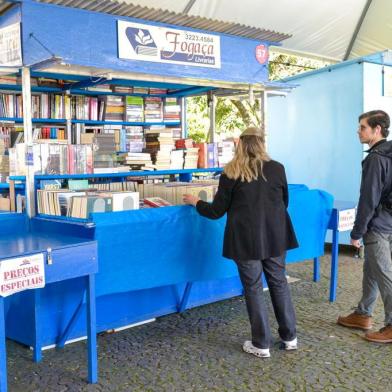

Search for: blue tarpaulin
xmin=91 ymin=185 xmax=333 ymax=296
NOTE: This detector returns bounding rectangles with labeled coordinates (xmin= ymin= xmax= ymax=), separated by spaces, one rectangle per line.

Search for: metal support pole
xmin=65 ymin=91 xmax=72 ymax=145
xmin=22 ymin=66 xmax=35 ymax=217
xmin=180 ymin=97 xmax=187 ymax=138
xmin=260 ymin=91 xmax=268 ymax=147
xmin=208 ymin=93 xmax=216 ymax=143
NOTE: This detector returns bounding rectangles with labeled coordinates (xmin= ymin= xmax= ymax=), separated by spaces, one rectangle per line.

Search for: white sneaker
xmin=282 ymin=337 xmax=298 ymax=351
xmin=242 ymin=341 xmax=270 ymax=358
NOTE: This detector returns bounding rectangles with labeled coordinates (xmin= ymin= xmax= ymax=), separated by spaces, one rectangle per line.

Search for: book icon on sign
xmin=126 ymin=27 xmax=158 ymax=57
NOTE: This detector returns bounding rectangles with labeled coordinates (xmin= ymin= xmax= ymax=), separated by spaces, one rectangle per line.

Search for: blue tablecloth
xmin=91 ymin=185 xmax=333 ymax=296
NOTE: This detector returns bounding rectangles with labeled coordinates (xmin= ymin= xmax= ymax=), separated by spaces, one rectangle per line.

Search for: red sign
xmin=255 ymin=44 xmax=269 ymax=64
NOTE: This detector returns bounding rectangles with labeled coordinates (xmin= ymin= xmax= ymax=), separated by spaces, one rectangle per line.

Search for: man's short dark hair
xmin=359 ymin=110 xmax=390 ymax=138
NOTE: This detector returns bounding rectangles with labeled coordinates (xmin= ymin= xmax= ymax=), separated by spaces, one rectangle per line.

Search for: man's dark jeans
xmin=235 ymin=255 xmax=297 ymax=349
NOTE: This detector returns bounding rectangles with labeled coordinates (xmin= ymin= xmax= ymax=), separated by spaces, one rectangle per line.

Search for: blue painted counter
xmin=0 ymin=213 xmax=98 ymax=388
xmin=3 ymin=185 xmax=333 ymax=348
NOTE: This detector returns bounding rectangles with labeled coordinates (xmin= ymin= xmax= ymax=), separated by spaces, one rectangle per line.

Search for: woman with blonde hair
xmin=183 ymin=126 xmax=298 ymax=358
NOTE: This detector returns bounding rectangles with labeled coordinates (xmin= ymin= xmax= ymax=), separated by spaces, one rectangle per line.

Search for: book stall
xmin=0 ymin=0 xmax=333 ymax=388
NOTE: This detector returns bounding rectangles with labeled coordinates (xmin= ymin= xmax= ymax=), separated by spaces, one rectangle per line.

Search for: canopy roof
xmin=1 ymin=0 xmax=391 ymax=61
xmin=0 ymin=0 xmax=389 ymax=61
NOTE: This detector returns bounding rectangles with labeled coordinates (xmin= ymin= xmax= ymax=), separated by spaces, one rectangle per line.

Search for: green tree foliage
xmin=186 ymin=51 xmax=331 ymax=141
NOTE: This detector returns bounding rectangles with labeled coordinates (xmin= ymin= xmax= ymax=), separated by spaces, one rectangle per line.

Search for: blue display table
xmin=2 ymin=185 xmax=333 ymax=356
xmin=0 ymin=214 xmax=98 ymax=390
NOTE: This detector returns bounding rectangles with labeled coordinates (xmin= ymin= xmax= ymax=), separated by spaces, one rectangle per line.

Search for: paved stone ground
xmin=7 ymin=249 xmax=391 ymax=391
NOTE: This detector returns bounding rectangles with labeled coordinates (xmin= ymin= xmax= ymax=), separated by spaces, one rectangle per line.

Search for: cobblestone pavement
xmin=8 ymin=249 xmax=391 ymax=391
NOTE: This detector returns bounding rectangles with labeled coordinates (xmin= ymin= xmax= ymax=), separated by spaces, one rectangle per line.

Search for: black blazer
xmin=196 ymin=160 xmax=298 ymax=260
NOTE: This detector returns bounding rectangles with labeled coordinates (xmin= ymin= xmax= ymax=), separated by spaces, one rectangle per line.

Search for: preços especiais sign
xmin=0 ymin=253 xmax=45 ymax=297
xmin=118 ymin=20 xmax=221 ymax=69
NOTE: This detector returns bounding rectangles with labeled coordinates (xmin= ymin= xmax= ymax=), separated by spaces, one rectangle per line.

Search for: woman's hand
xmin=183 ymin=194 xmax=200 ymax=206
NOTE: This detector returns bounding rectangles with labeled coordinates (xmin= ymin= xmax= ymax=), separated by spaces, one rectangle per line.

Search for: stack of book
xmin=144 ymin=97 xmax=163 ymax=123
xmin=170 ymin=150 xmax=184 ymax=169
xmin=124 ymin=152 xmax=153 ymax=170
xmin=144 ymin=127 xmax=175 ymax=170
xmin=175 ymin=138 xmax=194 ymax=150
xmin=163 ymin=98 xmax=181 ymax=123
xmin=103 ymin=96 xmax=124 ymax=122
xmin=125 ymin=96 xmax=144 ymax=122
xmin=124 ymin=126 xmax=144 ymax=153
xmin=93 ymin=134 xmax=117 ymax=170
xmin=183 ymin=147 xmax=199 ymax=169
xmin=102 ymin=125 xmax=123 ymax=152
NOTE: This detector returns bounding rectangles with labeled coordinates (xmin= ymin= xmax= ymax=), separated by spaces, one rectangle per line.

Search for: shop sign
xmin=118 ymin=20 xmax=221 ymax=68
xmin=338 ymin=208 xmax=356 ymax=232
xmin=0 ymin=23 xmax=22 ymax=66
xmin=0 ymin=253 xmax=45 ymax=297
xmin=255 ymin=44 xmax=268 ymax=64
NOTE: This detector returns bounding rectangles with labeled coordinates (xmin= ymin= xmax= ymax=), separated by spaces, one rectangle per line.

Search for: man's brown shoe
xmin=337 ymin=312 xmax=373 ymax=330
xmin=364 ymin=325 xmax=392 ymax=343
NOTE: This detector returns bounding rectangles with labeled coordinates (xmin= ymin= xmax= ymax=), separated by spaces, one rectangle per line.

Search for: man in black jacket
xmin=337 ymin=110 xmax=392 ymax=343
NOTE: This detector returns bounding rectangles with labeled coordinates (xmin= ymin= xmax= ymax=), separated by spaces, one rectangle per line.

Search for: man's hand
xmin=183 ymin=194 xmax=200 ymax=206
xmin=350 ymin=238 xmax=361 ymax=248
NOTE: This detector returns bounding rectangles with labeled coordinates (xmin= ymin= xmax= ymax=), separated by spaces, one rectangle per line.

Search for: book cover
xmin=112 ymin=192 xmax=139 ymax=211
xmin=143 ymin=197 xmax=172 ymax=208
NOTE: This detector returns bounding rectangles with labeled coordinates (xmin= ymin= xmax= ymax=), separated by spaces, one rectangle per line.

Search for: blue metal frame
xmin=0 ymin=117 xmax=181 ymax=126
xmin=0 ymin=234 xmax=99 ymax=391
xmin=33 ymin=168 xmax=223 ymax=182
xmin=327 ymin=201 xmax=357 ymax=302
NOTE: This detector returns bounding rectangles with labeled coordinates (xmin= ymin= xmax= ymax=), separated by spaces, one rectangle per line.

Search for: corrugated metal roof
xmin=0 ymin=0 xmax=291 ymax=43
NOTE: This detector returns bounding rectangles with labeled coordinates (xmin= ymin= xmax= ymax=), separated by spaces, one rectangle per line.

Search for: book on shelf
xmin=217 ymin=140 xmax=235 ymax=167
xmin=113 ymin=86 xmax=133 ymax=94
xmin=139 ymin=181 xmax=218 ymax=205
xmin=144 ymin=97 xmax=163 ymax=123
xmin=68 ymin=179 xmax=89 ymax=191
xmin=143 ymin=196 xmax=172 ymax=208
xmin=103 ymin=95 xmax=124 ymax=122
xmin=207 ymin=143 xmax=218 ymax=168
xmin=37 ymin=189 xmax=140 ymax=217
xmin=184 ymin=147 xmax=199 ymax=169
xmin=87 ymin=84 xmax=112 ymax=92
xmin=40 ymin=179 xmax=62 ymax=190
xmin=125 ymin=96 xmax=144 ymax=122
xmin=163 ymin=97 xmax=181 ymax=123
xmin=111 ymin=191 xmax=139 ymax=211
xmin=195 ymin=142 xmax=208 ymax=168
xmin=0 ymin=196 xmax=10 ymax=211
xmin=133 ymin=86 xmax=149 ymax=94
xmin=70 ymin=194 xmax=113 ymax=218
